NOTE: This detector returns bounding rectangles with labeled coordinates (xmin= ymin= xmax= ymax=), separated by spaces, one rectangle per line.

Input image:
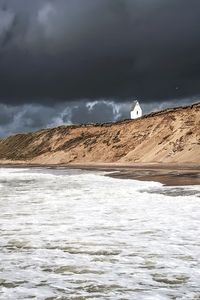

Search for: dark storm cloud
xmin=70 ymin=101 xmax=119 ymax=124
xmin=0 ymin=0 xmax=200 ymax=104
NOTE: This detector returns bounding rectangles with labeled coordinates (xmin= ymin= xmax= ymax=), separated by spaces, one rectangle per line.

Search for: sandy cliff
xmin=0 ymin=103 xmax=199 ymax=165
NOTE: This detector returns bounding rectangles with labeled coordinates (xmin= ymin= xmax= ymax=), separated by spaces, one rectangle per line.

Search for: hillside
xmin=0 ymin=103 xmax=200 ymax=165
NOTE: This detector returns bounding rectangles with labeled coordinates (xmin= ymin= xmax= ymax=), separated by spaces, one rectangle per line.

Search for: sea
xmin=0 ymin=167 xmax=200 ymax=300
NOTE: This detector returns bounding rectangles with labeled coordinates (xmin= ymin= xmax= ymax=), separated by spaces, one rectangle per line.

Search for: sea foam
xmin=0 ymin=168 xmax=200 ymax=300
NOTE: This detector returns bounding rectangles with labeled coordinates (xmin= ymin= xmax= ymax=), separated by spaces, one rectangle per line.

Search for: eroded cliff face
xmin=0 ymin=103 xmax=199 ymax=165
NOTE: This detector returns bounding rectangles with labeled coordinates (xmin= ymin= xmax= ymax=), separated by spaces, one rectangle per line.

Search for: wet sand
xmin=67 ymin=163 xmax=200 ymax=186
xmin=0 ymin=162 xmax=200 ymax=186
xmin=106 ymin=169 xmax=200 ymax=186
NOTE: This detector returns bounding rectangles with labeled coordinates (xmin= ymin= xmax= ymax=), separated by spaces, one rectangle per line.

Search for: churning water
xmin=0 ymin=168 xmax=200 ymax=300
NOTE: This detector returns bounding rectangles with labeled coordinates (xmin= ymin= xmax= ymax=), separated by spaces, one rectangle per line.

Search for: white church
xmin=130 ymin=100 xmax=142 ymax=119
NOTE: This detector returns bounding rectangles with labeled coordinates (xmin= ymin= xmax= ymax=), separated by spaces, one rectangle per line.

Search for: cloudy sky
xmin=0 ymin=0 xmax=200 ymax=136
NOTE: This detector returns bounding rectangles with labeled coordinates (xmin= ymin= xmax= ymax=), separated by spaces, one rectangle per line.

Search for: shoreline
xmin=70 ymin=163 xmax=200 ymax=186
xmin=0 ymin=162 xmax=200 ymax=186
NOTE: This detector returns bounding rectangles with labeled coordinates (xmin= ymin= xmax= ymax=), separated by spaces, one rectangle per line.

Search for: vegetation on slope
xmin=0 ymin=103 xmax=199 ymax=164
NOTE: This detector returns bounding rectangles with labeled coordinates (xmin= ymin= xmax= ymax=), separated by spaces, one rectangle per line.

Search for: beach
xmin=73 ymin=163 xmax=200 ymax=186
xmin=0 ymin=162 xmax=200 ymax=186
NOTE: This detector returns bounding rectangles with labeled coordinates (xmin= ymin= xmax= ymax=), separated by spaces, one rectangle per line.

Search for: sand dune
xmin=0 ymin=102 xmax=199 ymax=165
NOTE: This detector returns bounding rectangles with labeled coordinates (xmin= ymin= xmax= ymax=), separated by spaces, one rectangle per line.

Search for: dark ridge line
xmin=1 ymin=101 xmax=199 ymax=140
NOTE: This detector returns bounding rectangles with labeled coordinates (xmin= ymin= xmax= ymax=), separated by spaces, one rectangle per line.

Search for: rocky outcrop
xmin=0 ymin=102 xmax=199 ymax=165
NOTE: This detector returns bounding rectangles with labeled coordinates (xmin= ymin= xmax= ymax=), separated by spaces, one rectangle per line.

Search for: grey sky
xmin=0 ymin=0 xmax=200 ymax=135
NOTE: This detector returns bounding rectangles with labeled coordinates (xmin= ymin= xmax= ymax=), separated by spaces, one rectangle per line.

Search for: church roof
xmin=131 ymin=100 xmax=140 ymax=110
